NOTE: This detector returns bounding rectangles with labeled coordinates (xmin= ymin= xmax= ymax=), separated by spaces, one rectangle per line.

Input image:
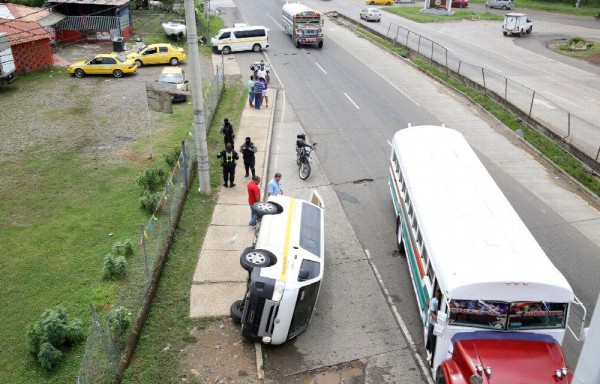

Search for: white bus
xmin=281 ymin=3 xmax=324 ymax=48
xmin=388 ymin=125 xmax=586 ymax=382
xmin=231 ymin=191 xmax=325 ymax=345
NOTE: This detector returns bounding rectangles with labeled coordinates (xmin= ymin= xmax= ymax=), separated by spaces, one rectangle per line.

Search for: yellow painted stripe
xmin=280 ymin=198 xmax=295 ymax=282
xmin=217 ymin=38 xmax=267 ymax=47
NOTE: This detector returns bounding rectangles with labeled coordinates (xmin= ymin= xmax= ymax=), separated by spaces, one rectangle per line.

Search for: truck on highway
xmin=282 ymin=3 xmax=324 ymax=49
xmin=389 ymin=125 xmax=587 ymax=384
xmin=1 ymin=32 xmax=17 ymax=85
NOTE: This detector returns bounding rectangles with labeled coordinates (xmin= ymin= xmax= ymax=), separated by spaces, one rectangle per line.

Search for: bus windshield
xmin=449 ymin=300 xmax=567 ymax=330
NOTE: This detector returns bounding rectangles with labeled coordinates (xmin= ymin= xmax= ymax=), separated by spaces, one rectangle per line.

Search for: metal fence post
xmin=386 ymin=22 xmax=391 ymax=40
xmin=566 ymin=113 xmax=571 ymax=138
xmin=445 ymin=48 xmax=448 ymax=76
xmin=394 ymin=25 xmax=400 ymax=46
xmin=431 ymin=41 xmax=434 ymax=61
xmin=406 ymin=30 xmax=409 ymax=46
xmin=142 ymin=224 xmax=149 ymax=283
xmin=482 ymin=68 xmax=486 ymax=96
xmin=504 ymin=77 xmax=508 ymax=101
xmin=529 ymin=91 xmax=535 ymax=117
xmin=90 ymin=303 xmax=117 ymax=374
xmin=418 ymin=35 xmax=421 ymax=53
xmin=181 ymin=140 xmax=188 ymax=187
xmin=458 ymin=60 xmax=461 ymax=76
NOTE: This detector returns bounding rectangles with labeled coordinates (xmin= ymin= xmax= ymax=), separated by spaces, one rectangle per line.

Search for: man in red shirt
xmin=247 ymin=176 xmax=261 ymax=226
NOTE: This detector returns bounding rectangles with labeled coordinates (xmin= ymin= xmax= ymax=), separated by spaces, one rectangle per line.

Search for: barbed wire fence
xmin=366 ymin=16 xmax=600 ymax=172
xmin=77 ymin=65 xmax=224 ymax=384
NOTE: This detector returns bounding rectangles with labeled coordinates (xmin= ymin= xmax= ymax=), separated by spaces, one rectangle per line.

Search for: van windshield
xmin=287 ymin=281 xmax=320 ymax=339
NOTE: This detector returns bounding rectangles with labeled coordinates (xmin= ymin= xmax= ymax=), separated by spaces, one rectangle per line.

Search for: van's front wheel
xmin=252 ymin=43 xmax=262 ymax=52
xmin=222 ymin=46 xmax=232 ymax=54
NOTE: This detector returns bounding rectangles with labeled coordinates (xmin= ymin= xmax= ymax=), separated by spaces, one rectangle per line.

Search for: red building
xmin=0 ymin=4 xmax=53 ymax=75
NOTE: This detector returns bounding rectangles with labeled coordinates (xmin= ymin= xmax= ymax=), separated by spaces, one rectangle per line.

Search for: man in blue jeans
xmin=253 ymin=77 xmax=265 ymax=109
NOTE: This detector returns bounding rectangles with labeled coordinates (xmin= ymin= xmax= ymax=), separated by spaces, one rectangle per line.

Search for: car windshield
xmin=160 ymin=73 xmax=183 ymax=83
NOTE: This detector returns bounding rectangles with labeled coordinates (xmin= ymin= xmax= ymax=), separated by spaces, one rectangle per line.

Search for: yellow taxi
xmin=126 ymin=43 xmax=187 ymax=67
xmin=365 ymin=0 xmax=394 ymax=4
xmin=67 ymin=54 xmax=137 ymax=78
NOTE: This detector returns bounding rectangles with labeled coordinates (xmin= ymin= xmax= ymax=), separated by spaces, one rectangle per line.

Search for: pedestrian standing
xmin=217 ymin=143 xmax=239 ymax=188
xmin=240 ymin=136 xmax=258 ymax=178
xmin=253 ymin=77 xmax=265 ymax=109
xmin=261 ymin=78 xmax=269 ymax=108
xmin=221 ymin=118 xmax=235 ymax=147
xmin=247 ymin=75 xmax=255 ymax=107
xmin=267 ymin=173 xmax=283 ymax=197
xmin=426 ymin=289 xmax=441 ymax=360
xmin=247 ymin=176 xmax=261 ymax=226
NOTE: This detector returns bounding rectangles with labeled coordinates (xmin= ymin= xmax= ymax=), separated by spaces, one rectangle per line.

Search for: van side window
xmin=300 ymin=203 xmax=321 ymax=257
xmin=298 ymin=260 xmax=320 ymax=281
xmin=250 ymin=29 xmax=266 ymax=37
xmin=219 ymin=32 xmax=230 ymax=40
xmin=234 ymin=30 xmax=247 ymax=38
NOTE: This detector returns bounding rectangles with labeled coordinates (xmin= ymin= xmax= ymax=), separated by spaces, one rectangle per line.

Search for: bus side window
xmin=427 ymin=259 xmax=435 ymax=283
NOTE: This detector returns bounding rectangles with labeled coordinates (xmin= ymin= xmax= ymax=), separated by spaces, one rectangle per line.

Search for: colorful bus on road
xmin=388 ymin=125 xmax=586 ymax=383
xmin=282 ymin=3 xmax=324 ymax=49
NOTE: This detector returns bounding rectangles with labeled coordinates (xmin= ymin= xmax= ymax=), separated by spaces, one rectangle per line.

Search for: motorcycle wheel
xmin=299 ymin=161 xmax=311 ymax=180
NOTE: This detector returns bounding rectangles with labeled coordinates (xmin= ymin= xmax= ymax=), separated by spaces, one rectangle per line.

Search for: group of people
xmin=247 ymin=62 xmax=269 ymax=110
xmin=216 ymin=117 xmax=283 ymax=226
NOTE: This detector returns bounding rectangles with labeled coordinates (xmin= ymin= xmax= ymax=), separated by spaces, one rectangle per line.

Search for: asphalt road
xmin=221 ymin=0 xmax=600 ymax=380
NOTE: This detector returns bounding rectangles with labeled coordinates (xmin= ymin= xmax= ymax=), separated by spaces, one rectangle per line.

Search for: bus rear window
xmin=507 ymin=302 xmax=567 ymax=330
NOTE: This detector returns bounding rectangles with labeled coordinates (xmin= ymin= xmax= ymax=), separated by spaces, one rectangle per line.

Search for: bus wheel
xmin=296 ymin=41 xmax=300 ymax=48
xmin=318 ymin=41 xmax=323 ymax=48
xmin=230 ymin=300 xmax=243 ymax=324
xmin=240 ymin=248 xmax=276 ymax=271
xmin=396 ymin=218 xmax=405 ymax=254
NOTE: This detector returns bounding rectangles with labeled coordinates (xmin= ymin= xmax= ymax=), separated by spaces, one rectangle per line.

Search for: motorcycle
xmin=250 ymin=60 xmax=271 ymax=83
xmin=296 ymin=134 xmax=317 ymax=180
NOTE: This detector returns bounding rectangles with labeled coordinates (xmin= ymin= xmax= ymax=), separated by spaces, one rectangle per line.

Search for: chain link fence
xmin=370 ymin=16 xmax=600 ymax=171
xmin=77 ymin=66 xmax=224 ymax=384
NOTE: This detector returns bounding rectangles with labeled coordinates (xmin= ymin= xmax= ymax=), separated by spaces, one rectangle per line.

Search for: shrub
xmin=25 ymin=306 xmax=84 ymax=371
xmin=112 ymin=239 xmax=133 ymax=257
xmin=164 ymin=146 xmax=182 ymax=169
xmin=108 ymin=306 xmax=132 ymax=340
xmin=37 ymin=342 xmax=63 ymax=371
xmin=102 ymin=253 xmax=128 ymax=280
xmin=569 ymin=36 xmax=583 ymax=44
xmin=136 ymin=167 xmax=166 ymax=192
xmin=140 ymin=190 xmax=162 ymax=214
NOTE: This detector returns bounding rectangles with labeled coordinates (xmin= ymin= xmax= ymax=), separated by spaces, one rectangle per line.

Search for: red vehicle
xmin=436 ymin=333 xmax=573 ymax=384
xmin=451 ymin=0 xmax=469 ymax=7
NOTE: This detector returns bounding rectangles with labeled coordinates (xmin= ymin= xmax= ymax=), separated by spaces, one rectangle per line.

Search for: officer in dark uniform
xmin=221 ymin=118 xmax=235 ymax=147
xmin=239 ymin=136 xmax=258 ymax=178
xmin=217 ymin=143 xmax=239 ymax=187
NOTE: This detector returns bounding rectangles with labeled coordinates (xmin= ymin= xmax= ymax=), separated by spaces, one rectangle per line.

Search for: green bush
xmin=25 ymin=306 xmax=84 ymax=371
xmin=140 ymin=190 xmax=163 ymax=214
xmin=164 ymin=146 xmax=182 ymax=169
xmin=112 ymin=239 xmax=133 ymax=257
xmin=102 ymin=254 xmax=128 ymax=280
xmin=108 ymin=306 xmax=132 ymax=340
xmin=136 ymin=167 xmax=166 ymax=192
xmin=37 ymin=342 xmax=63 ymax=371
xmin=569 ymin=36 xmax=583 ymax=44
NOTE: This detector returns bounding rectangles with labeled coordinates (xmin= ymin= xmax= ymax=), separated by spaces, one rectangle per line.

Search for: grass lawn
xmin=385 ymin=6 xmax=504 ymax=22
xmin=470 ymin=0 xmax=600 ymax=16
xmin=121 ymin=84 xmax=247 ymax=384
xmin=552 ymin=39 xmax=600 ymax=59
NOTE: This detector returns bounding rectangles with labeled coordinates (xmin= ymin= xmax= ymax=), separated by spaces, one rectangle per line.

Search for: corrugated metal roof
xmin=38 ymin=13 xmax=66 ymax=27
xmin=47 ymin=0 xmax=130 ymax=6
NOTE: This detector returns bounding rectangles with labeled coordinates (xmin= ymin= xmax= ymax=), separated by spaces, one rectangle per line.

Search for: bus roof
xmin=392 ymin=126 xmax=573 ymax=303
xmin=282 ymin=3 xmax=320 ymax=17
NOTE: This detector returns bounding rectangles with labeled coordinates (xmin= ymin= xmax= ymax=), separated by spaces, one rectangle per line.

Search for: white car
xmin=502 ymin=13 xmax=532 ymax=36
xmin=360 ymin=8 xmax=382 ymax=22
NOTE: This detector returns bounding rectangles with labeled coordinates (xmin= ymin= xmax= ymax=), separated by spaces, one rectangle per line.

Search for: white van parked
xmin=486 ymin=0 xmax=514 ymax=9
xmin=211 ymin=25 xmax=269 ymax=54
xmin=230 ymin=190 xmax=325 ymax=345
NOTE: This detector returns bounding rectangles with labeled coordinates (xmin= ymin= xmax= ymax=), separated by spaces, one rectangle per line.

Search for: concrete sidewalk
xmin=190 ymin=56 xmax=276 ymax=318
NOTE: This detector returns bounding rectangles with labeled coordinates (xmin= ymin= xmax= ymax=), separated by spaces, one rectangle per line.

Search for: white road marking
xmin=540 ymin=90 xmax=578 ymax=107
xmin=484 ymin=63 xmax=501 ymax=73
xmin=365 ymin=250 xmax=435 ymax=384
xmin=266 ymin=13 xmax=284 ymax=31
xmin=344 ymin=93 xmax=360 ymax=109
xmin=315 ymin=62 xmax=328 ymax=74
xmin=328 ymin=34 xmax=421 ymax=106
xmin=281 ymin=90 xmax=286 ymax=123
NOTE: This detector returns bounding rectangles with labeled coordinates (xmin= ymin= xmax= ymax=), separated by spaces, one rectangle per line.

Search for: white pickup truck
xmin=502 ymin=13 xmax=533 ymax=37
xmin=0 ymin=32 xmax=17 ymax=85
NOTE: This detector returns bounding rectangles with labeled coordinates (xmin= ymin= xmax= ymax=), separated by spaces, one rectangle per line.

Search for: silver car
xmin=486 ymin=0 xmax=514 ymax=10
xmin=360 ymin=8 xmax=382 ymax=22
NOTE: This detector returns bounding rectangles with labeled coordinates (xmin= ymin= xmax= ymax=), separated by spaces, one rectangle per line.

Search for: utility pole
xmin=184 ymin=0 xmax=211 ymax=194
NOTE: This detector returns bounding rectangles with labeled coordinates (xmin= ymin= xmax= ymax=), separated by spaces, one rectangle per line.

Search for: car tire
xmin=135 ymin=59 xmax=143 ymax=68
xmin=254 ymin=202 xmax=283 ymax=217
xmin=527 ymin=26 xmax=532 ymax=33
xmin=369 ymin=1 xmax=375 ymax=4
xmin=386 ymin=1 xmax=392 ymax=5
xmin=222 ymin=46 xmax=232 ymax=54
xmin=503 ymin=31 xmax=508 ymax=36
xmin=74 ymin=68 xmax=85 ymax=78
xmin=252 ymin=43 xmax=262 ymax=52
xmin=230 ymin=300 xmax=243 ymax=324
xmin=240 ymin=248 xmax=276 ymax=271
xmin=113 ymin=69 xmax=123 ymax=78
xmin=170 ymin=57 xmax=179 ymax=66
xmin=502 ymin=5 xmax=507 ymax=9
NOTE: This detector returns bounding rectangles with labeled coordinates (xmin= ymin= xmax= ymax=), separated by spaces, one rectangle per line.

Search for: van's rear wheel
xmin=240 ymin=249 xmax=276 ymax=271
xmin=222 ymin=46 xmax=232 ymax=54
xmin=254 ymin=202 xmax=283 ymax=217
xmin=252 ymin=43 xmax=262 ymax=52
xmin=230 ymin=300 xmax=243 ymax=324
xmin=502 ymin=5 xmax=508 ymax=9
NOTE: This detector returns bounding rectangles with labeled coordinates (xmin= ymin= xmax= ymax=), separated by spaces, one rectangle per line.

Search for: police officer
xmin=221 ymin=118 xmax=234 ymax=147
xmin=217 ymin=143 xmax=239 ymax=187
xmin=239 ymin=137 xmax=257 ymax=178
